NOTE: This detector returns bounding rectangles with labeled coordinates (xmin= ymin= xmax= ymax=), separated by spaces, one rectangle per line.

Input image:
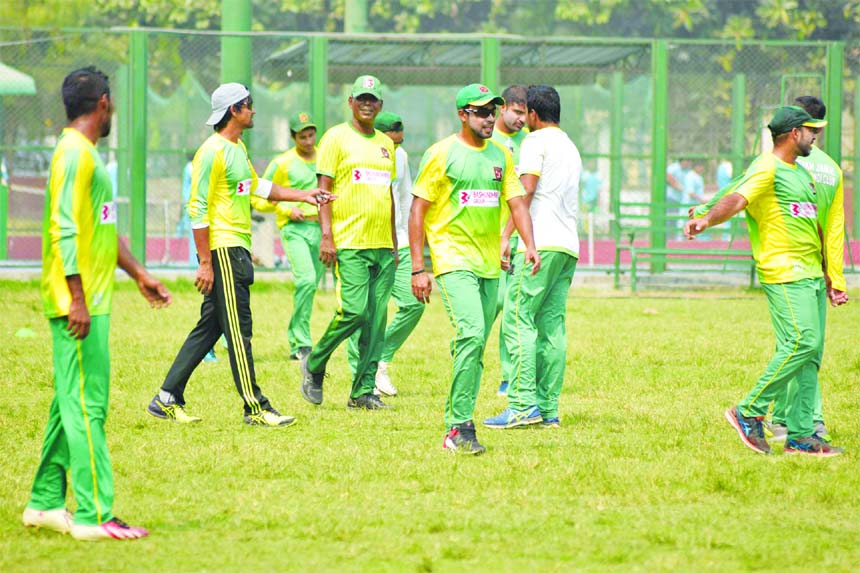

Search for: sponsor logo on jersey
xmin=381 ymin=147 xmax=390 ymax=159
xmin=789 ymin=201 xmax=817 ymax=218
xmin=236 ymin=179 xmax=252 ymax=196
xmin=493 ymin=166 xmax=503 ymax=181
xmin=99 ymin=201 xmax=117 ymax=225
xmin=352 ymin=168 xmax=391 ymax=186
xmin=459 ymin=189 xmax=500 ymax=207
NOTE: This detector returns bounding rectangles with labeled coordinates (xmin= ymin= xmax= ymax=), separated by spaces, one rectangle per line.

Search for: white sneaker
xmin=23 ymin=507 xmax=72 ymax=534
xmin=374 ymin=361 xmax=397 ymax=396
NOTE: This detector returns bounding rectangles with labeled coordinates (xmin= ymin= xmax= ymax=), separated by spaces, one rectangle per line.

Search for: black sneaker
xmin=724 ymin=406 xmax=770 ymax=454
xmin=443 ymin=421 xmax=486 ymax=455
xmin=289 ymin=346 xmax=312 ymax=361
xmin=346 ymin=393 xmax=389 ymax=410
xmin=300 ymin=355 xmax=324 ymax=405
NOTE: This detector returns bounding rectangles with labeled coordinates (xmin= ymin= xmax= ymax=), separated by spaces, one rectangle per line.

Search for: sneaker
xmin=203 ymin=348 xmax=218 ymax=363
xmin=346 ymin=393 xmax=389 ymax=410
xmin=243 ymin=408 xmax=297 ymax=428
xmin=814 ymin=421 xmax=831 ymax=443
xmin=497 ymin=381 xmax=509 ymax=396
xmin=483 ymin=406 xmax=542 ymax=429
xmin=766 ymin=421 xmax=788 ymax=443
xmin=71 ymin=517 xmax=149 ymax=541
xmin=289 ymin=346 xmax=312 ymax=361
xmin=374 ymin=361 xmax=397 ymax=396
xmin=540 ymin=417 xmax=561 ymax=429
xmin=443 ymin=421 xmax=486 ymax=455
xmin=300 ymin=355 xmax=324 ymax=405
xmin=146 ymin=396 xmax=202 ymax=424
xmin=784 ymin=435 xmax=843 ymax=457
xmin=724 ymin=406 xmax=770 ymax=454
xmin=22 ymin=507 xmax=72 ymax=534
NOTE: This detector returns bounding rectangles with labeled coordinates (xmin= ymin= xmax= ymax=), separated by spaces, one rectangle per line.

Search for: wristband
xmin=411 ymin=269 xmax=425 ymax=276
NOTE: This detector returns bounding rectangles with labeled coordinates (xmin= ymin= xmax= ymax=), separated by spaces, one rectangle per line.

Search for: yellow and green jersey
xmin=492 ymin=126 xmax=528 ymax=235
xmin=188 ymin=132 xmax=262 ymax=251
xmin=797 ymin=146 xmax=845 ymax=291
xmin=733 ymin=152 xmax=822 ymax=284
xmin=316 ymin=122 xmax=396 ymax=249
xmin=413 ymin=134 xmax=525 ymax=278
xmin=253 ymin=147 xmax=318 ymax=229
xmin=41 ymin=128 xmax=118 ymax=318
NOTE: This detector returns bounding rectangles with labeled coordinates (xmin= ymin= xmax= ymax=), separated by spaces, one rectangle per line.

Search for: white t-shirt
xmin=517 ymin=126 xmax=581 ymax=257
xmin=393 ymin=145 xmax=413 ymax=248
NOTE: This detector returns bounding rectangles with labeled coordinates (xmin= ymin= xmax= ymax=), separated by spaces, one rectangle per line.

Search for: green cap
xmin=456 ymin=83 xmax=504 ymax=109
xmin=768 ymin=105 xmax=827 ymax=135
xmin=374 ymin=111 xmax=403 ymax=132
xmin=351 ymin=75 xmax=383 ymax=99
xmin=289 ymin=111 xmax=316 ymax=133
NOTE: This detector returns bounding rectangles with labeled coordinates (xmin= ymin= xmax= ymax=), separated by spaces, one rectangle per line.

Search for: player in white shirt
xmin=484 ymin=85 xmax=581 ymax=429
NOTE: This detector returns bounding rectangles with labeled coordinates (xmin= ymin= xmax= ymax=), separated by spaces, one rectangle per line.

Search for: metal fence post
xmin=0 ymin=98 xmax=6 ymax=260
xmin=610 ymin=71 xmax=623 ymax=223
xmin=129 ymin=30 xmax=148 ymax=263
xmin=481 ymin=37 xmax=500 ymax=93
xmin=855 ymin=80 xmax=860 ymax=239
xmin=825 ymin=41 xmax=843 ymax=164
xmin=310 ymin=36 xmax=328 ymax=134
xmin=221 ymin=0 xmax=252 ymax=148
xmin=731 ymin=73 xmax=746 ymax=176
xmin=650 ymin=39 xmax=668 ymax=273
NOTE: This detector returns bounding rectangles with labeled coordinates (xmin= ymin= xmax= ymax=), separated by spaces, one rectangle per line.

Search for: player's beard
xmin=99 ymin=117 xmax=111 ymax=138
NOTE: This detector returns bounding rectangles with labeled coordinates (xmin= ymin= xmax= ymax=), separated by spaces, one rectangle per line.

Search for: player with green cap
xmin=300 ymin=74 xmax=398 ymax=410
xmin=410 ymin=83 xmax=540 ymax=455
xmin=345 ymin=110 xmax=423 ymax=397
xmin=686 ymin=105 xmax=843 ymax=456
xmin=690 ymin=97 xmax=848 ymax=444
xmin=252 ymin=111 xmax=322 ymax=362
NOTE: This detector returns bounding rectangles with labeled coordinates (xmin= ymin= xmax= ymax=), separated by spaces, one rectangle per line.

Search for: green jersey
xmin=41 ymin=128 xmax=118 ymax=318
xmin=413 ymin=134 xmax=525 ymax=278
xmin=253 ymin=147 xmax=318 ymax=229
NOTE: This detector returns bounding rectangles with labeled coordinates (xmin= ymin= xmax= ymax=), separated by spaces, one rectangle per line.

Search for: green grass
xmin=1 ymin=278 xmax=859 ymax=572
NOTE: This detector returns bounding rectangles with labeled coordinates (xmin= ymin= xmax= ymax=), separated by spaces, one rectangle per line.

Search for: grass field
xmin=1 ymin=277 xmax=859 ymax=572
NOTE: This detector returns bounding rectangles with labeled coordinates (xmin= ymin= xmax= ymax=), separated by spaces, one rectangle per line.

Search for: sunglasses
xmin=463 ymin=106 xmax=497 ymax=119
xmin=234 ymin=97 xmax=254 ymax=111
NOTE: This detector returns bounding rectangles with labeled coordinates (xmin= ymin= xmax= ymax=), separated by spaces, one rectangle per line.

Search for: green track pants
xmin=28 ymin=314 xmax=114 ymax=526
xmin=437 ymin=271 xmax=498 ymax=428
xmin=281 ymin=221 xmax=324 ymax=352
xmin=493 ymin=236 xmax=518 ymax=383
xmin=502 ymin=251 xmax=577 ymax=419
xmin=308 ymin=248 xmax=395 ymax=398
xmin=738 ymin=278 xmax=826 ymax=440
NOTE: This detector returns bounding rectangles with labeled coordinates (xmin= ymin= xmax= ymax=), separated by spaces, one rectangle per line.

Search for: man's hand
xmin=195 ymin=259 xmax=214 ymax=295
xmin=137 ymin=273 xmax=172 ymax=308
xmin=412 ymin=271 xmax=432 ymax=304
xmin=302 ymin=188 xmax=335 ymax=206
xmin=828 ymin=287 xmax=849 ymax=307
xmin=500 ymin=237 xmax=512 ymax=271
xmin=393 ymin=249 xmax=400 ymax=267
xmin=289 ymin=207 xmax=305 ymax=222
xmin=524 ymin=247 xmax=541 ymax=275
xmin=684 ymin=218 xmax=708 ymax=239
xmin=319 ymin=235 xmax=337 ymax=266
xmin=67 ymin=295 xmax=91 ymax=340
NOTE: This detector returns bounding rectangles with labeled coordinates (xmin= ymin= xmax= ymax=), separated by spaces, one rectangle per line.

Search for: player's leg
xmin=535 ymin=254 xmax=577 ymax=424
xmin=348 ymin=249 xmax=396 ymax=405
xmin=283 ymin=222 xmax=321 ymax=358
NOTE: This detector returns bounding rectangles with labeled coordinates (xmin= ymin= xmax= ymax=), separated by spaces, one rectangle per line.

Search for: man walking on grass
xmin=148 ymin=83 xmax=328 ymax=427
xmin=409 ymin=83 xmax=540 ymax=455
xmin=483 ymin=85 xmax=581 ymax=430
xmin=25 ymin=67 xmax=172 ymax=541
xmin=685 ymin=106 xmax=843 ymax=457
xmin=299 ymin=75 xmax=397 ymax=410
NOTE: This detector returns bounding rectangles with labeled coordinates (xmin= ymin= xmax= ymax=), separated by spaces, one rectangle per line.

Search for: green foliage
xmin=1 ymin=281 xmax=859 ymax=571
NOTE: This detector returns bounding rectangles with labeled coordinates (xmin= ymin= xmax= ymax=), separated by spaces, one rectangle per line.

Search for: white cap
xmin=205 ymin=83 xmax=250 ymax=126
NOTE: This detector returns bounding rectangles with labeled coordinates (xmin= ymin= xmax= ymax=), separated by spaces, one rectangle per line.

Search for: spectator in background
xmin=717 ymin=159 xmax=733 ymax=190
xmin=580 ymin=161 xmax=601 ymax=215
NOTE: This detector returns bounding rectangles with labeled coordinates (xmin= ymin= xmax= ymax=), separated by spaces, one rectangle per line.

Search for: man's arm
xmin=192 ymin=227 xmax=214 ymax=294
xmin=684 ymin=192 xmax=748 ymax=239
xmin=65 ymin=274 xmax=90 ymax=340
xmin=409 ymin=197 xmax=432 ymax=303
xmin=117 ymin=238 xmax=172 ymax=307
xmin=507 ymin=195 xmax=540 ymax=275
xmin=501 ymin=172 xmax=539 ymax=269
xmin=317 ymin=174 xmax=337 ymax=266
xmin=823 ymin=172 xmax=848 ymax=305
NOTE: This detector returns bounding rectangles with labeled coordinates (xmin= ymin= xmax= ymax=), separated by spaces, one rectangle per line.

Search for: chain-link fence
xmin=1 ymin=29 xmax=857 ymax=269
